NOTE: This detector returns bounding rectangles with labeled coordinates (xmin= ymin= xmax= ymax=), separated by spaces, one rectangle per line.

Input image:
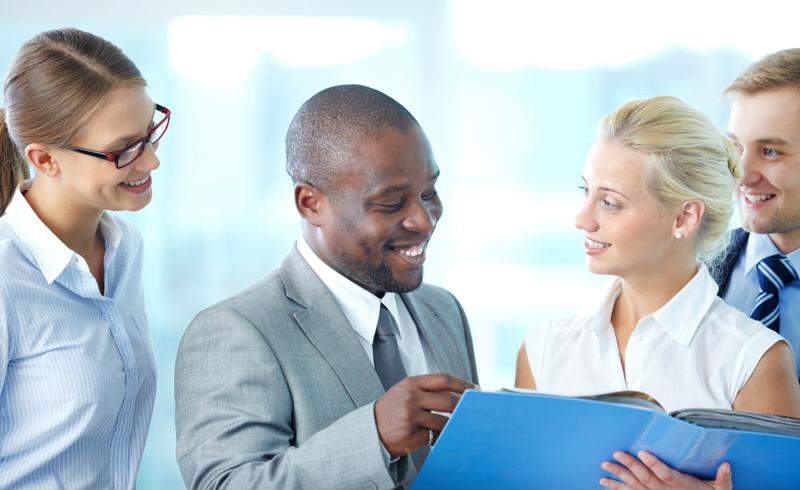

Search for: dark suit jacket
xmin=713 ymin=228 xmax=750 ymax=298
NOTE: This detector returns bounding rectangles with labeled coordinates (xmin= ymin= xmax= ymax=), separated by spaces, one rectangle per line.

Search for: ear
xmin=673 ymin=200 xmax=705 ymax=239
xmin=24 ymin=143 xmax=60 ymax=177
xmin=294 ymin=182 xmax=327 ymax=227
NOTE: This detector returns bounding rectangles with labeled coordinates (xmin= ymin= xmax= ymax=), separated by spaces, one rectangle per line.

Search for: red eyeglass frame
xmin=67 ymin=104 xmax=171 ymax=169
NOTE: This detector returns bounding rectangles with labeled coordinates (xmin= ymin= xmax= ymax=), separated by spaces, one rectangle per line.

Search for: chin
xmin=585 ymin=261 xmax=614 ymax=277
xmin=122 ymin=195 xmax=153 ymax=212
xmin=742 ymin=216 xmax=774 ymax=235
xmin=384 ymin=272 xmax=424 ymax=293
xmin=127 ymin=202 xmax=150 ymax=212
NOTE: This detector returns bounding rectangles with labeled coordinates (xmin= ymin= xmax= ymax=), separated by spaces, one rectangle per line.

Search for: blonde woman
xmin=515 ymin=96 xmax=800 ymax=489
xmin=0 ymin=29 xmax=169 ymax=488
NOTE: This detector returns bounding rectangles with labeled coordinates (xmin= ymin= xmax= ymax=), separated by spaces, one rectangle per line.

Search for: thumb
xmin=711 ymin=462 xmax=732 ymax=490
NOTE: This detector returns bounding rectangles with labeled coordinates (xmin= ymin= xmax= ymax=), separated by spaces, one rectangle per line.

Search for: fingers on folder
xmin=599 ymin=450 xmax=732 ymax=490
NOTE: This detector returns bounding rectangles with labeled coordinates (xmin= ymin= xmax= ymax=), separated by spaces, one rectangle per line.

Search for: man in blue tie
xmin=715 ymin=49 xmax=800 ymax=377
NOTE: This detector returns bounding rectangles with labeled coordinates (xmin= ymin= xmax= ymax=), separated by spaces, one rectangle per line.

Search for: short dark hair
xmin=285 ymin=84 xmax=419 ymax=192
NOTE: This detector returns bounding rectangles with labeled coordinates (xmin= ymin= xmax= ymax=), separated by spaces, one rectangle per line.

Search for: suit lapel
xmin=400 ymin=292 xmax=467 ymax=380
xmin=279 ymin=248 xmax=385 ymax=408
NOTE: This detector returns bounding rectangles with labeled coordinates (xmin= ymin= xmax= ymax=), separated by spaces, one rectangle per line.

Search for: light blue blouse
xmin=0 ymin=183 xmax=157 ymax=489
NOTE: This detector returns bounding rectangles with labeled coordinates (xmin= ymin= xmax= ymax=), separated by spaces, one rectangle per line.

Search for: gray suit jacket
xmin=175 ymin=246 xmax=479 ymax=489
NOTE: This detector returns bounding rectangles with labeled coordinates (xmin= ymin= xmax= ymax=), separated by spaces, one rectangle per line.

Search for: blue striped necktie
xmin=750 ymin=254 xmax=799 ymax=332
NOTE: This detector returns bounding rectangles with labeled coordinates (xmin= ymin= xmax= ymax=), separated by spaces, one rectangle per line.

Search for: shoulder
xmin=524 ymin=315 xmax=582 ymax=347
xmin=410 ymin=282 xmax=461 ymax=309
xmin=704 ymin=296 xmax=778 ymax=342
xmin=0 ymin=221 xmax=35 ymax=293
xmin=182 ymin=269 xmax=288 ymax=343
xmin=406 ymin=282 xmax=476 ymax=327
xmin=0 ymin=218 xmax=24 ymax=266
xmin=703 ymin=297 xmax=787 ymax=391
xmin=197 ymin=268 xmax=286 ymax=318
xmin=0 ymin=224 xmax=21 ymax=349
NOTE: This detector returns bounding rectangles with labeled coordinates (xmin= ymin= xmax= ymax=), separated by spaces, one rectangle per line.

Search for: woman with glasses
xmin=0 ymin=28 xmax=170 ymax=489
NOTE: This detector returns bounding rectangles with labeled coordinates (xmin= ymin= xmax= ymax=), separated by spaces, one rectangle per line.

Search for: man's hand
xmin=374 ymin=374 xmax=477 ymax=458
xmin=599 ymin=450 xmax=732 ymax=490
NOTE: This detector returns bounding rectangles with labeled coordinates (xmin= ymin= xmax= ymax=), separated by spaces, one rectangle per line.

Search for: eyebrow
xmin=726 ymin=132 xmax=791 ymax=146
xmin=581 ymin=176 xmax=630 ymax=200
xmin=104 ymin=105 xmax=157 ymax=150
xmin=755 ymin=137 xmax=791 ymax=146
xmin=372 ymin=169 xmax=441 ymax=196
xmin=375 ymin=183 xmax=411 ymax=196
xmin=106 ymin=132 xmax=143 ymax=150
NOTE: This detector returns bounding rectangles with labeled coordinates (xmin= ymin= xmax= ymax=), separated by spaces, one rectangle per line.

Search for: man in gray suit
xmin=175 ymin=85 xmax=479 ymax=489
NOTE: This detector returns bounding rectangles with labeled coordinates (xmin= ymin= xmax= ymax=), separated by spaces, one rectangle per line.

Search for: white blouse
xmin=524 ymin=264 xmax=785 ymax=413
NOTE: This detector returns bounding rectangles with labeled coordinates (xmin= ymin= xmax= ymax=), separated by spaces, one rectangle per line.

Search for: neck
xmin=612 ymin=258 xmax=698 ymax=334
xmin=301 ymin=225 xmax=381 ymax=295
xmin=769 ymin=230 xmax=800 ymax=255
xmin=25 ymin=179 xmax=104 ymax=258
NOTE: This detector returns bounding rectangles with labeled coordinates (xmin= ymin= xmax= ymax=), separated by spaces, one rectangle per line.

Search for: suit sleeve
xmin=449 ymin=292 xmax=480 ymax=386
xmin=175 ymin=306 xmax=396 ymax=490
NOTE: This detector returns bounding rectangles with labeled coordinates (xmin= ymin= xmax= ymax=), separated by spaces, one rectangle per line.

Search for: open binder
xmin=411 ymin=389 xmax=800 ymax=489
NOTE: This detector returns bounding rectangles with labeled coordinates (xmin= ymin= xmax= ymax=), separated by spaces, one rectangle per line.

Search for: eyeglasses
xmin=67 ymin=104 xmax=171 ymax=169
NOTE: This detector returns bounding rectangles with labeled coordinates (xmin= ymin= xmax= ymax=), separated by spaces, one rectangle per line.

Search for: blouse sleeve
xmin=730 ymin=326 xmax=787 ymax=401
xmin=524 ymin=322 xmax=551 ymax=389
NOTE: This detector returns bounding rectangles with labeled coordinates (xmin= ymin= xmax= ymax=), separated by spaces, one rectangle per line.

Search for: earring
xmin=675 ymin=232 xmax=683 ymax=239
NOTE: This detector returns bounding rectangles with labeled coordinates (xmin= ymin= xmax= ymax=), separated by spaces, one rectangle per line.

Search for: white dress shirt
xmin=524 ymin=263 xmax=784 ymax=413
xmin=0 ymin=182 xmax=156 ymax=489
xmin=297 ymin=237 xmax=438 ymax=376
xmin=723 ymin=233 xmax=800 ymax=374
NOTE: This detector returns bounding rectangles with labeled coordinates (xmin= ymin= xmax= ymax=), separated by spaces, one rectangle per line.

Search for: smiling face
xmin=46 ymin=85 xmax=161 ymax=213
xmin=575 ymin=139 xmax=677 ymax=280
xmin=727 ymin=87 xmax=800 ymax=252
xmin=315 ymin=125 xmax=442 ymax=294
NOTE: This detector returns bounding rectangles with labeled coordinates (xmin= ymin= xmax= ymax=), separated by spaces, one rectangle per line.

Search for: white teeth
xmin=586 ymin=237 xmax=610 ymax=249
xmin=743 ymin=192 xmax=775 ymax=202
xmin=123 ymin=176 xmax=148 ymax=187
xmin=398 ymin=243 xmax=425 ymax=257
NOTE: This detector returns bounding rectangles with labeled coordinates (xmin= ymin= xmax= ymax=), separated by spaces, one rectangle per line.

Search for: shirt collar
xmin=99 ymin=212 xmax=122 ymax=250
xmin=296 ymin=236 xmax=402 ymax=345
xmin=744 ymin=233 xmax=800 ymax=276
xmin=650 ymin=263 xmax=719 ymax=347
xmin=4 ymin=180 xmax=122 ymax=284
xmin=578 ymin=263 xmax=718 ymax=347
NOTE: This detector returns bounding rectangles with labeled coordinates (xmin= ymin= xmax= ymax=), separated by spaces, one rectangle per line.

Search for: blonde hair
xmin=726 ymin=48 xmax=800 ymax=94
xmin=597 ymin=96 xmax=740 ymax=267
xmin=1 ymin=28 xmax=146 ymax=215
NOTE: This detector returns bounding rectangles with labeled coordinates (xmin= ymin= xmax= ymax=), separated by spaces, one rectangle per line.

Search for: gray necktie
xmin=372 ymin=304 xmax=430 ymax=471
xmin=373 ymin=304 xmax=408 ymax=390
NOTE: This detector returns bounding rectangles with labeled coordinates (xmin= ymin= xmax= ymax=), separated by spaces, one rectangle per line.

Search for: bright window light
xmin=168 ymin=16 xmax=407 ymax=87
xmin=452 ymin=0 xmax=800 ymax=70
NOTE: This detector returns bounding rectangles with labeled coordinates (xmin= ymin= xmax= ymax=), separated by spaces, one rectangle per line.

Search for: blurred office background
xmin=1 ymin=0 xmax=798 ymax=487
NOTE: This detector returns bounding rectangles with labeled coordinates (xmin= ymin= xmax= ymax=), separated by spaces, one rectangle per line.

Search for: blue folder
xmin=411 ymin=390 xmax=800 ymax=489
